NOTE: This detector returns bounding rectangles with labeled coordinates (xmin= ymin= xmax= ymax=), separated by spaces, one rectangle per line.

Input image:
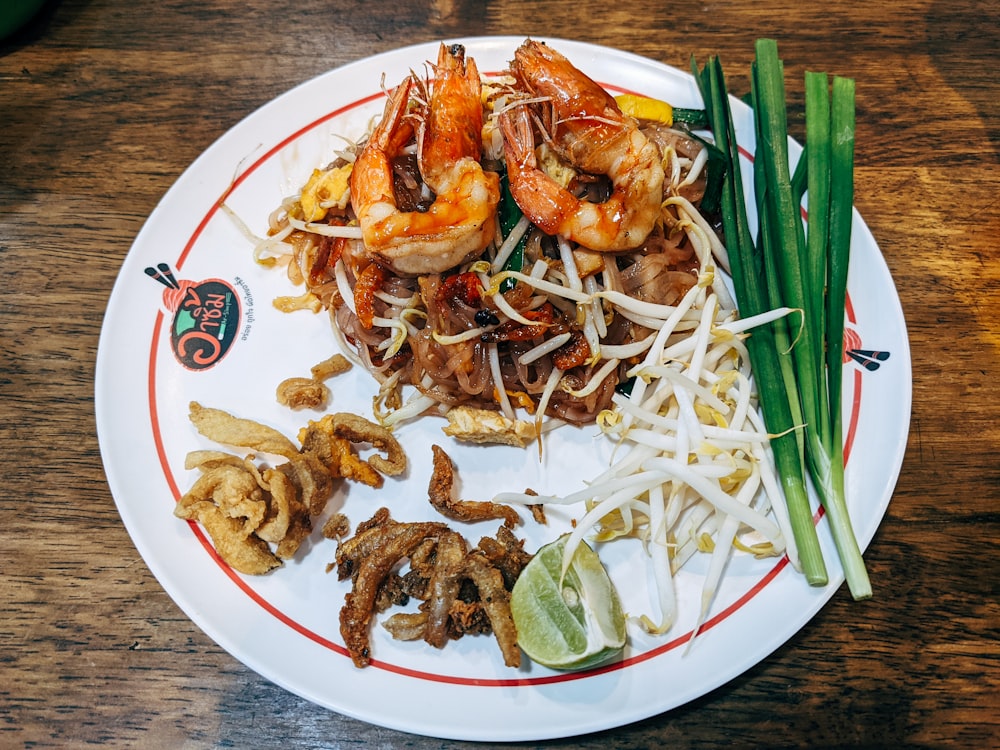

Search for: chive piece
xmin=498 ymin=169 xmax=527 ymax=291
xmin=688 ymin=133 xmax=727 ymax=215
xmin=671 ymin=106 xmax=709 ymax=129
xmin=805 ymin=70 xmax=832 ymax=450
xmin=693 ymin=53 xmax=829 ymax=585
xmin=754 ymin=39 xmax=870 ymax=599
xmin=822 ymin=74 xmax=870 ymax=599
xmin=826 ymin=76 xmax=855 ymax=439
xmin=751 ymin=74 xmax=807 ymax=465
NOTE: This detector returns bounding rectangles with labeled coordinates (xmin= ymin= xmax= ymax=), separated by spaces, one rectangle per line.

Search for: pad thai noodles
xmin=258 ymin=40 xmax=727 ymax=435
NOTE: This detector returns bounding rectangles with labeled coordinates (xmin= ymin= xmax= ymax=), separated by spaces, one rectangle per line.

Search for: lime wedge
xmin=511 ymin=534 xmax=626 ymax=670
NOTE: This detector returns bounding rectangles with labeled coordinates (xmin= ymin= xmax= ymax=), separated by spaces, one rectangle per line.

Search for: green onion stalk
xmin=751 ymin=39 xmax=871 ymax=599
xmin=692 ymin=54 xmax=828 ymax=586
xmin=498 ymin=169 xmax=527 ymax=291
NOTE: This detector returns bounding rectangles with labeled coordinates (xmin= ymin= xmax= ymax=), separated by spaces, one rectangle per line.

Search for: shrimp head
xmin=350 ymin=44 xmax=500 ymax=276
xmin=500 ymin=39 xmax=665 ymax=252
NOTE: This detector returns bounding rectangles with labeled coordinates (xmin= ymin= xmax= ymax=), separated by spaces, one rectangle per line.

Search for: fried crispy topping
xmin=333 ymin=509 xmax=532 ymax=669
xmin=310 ymin=353 xmax=353 ymax=381
xmin=322 ymin=513 xmax=351 ymax=541
xmin=428 ymin=444 xmax=520 ymax=528
xmin=178 ymin=403 xmax=408 ymax=576
xmin=276 ymin=376 xmax=330 ymax=410
xmin=189 ymin=401 xmax=299 ymax=459
xmin=339 ymin=520 xmax=448 ymax=668
xmin=463 ymin=550 xmax=520 ymax=668
xmin=424 ymin=531 xmax=470 ymax=648
xmin=328 ymin=412 xmax=407 ymax=476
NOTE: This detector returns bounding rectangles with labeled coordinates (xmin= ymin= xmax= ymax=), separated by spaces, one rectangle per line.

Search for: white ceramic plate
xmin=95 ymin=37 xmax=911 ymax=741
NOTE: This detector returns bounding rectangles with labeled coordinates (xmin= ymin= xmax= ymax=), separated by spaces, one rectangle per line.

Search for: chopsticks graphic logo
xmin=145 ymin=262 xmax=243 ymax=371
xmin=843 ymin=326 xmax=890 ymax=372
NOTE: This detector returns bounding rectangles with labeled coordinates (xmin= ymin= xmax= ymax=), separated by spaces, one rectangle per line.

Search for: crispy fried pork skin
xmin=463 ymin=551 xmax=521 ymax=668
xmin=339 ymin=520 xmax=448 ymax=667
xmin=276 ymin=376 xmax=330 ymax=410
xmin=424 ymin=530 xmax=469 ymax=648
xmin=428 ymin=444 xmax=520 ymax=527
xmin=328 ymin=412 xmax=407 ymax=476
xmin=188 ymin=401 xmax=299 ymax=459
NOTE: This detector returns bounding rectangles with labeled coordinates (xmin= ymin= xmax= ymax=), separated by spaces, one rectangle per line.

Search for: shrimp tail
xmin=375 ymin=77 xmax=417 ymax=156
xmin=420 ymin=44 xmax=484 ymax=182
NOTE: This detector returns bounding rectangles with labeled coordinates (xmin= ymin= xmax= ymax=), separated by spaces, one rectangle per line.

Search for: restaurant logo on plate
xmin=145 ymin=263 xmax=242 ymax=371
xmin=843 ymin=327 xmax=890 ymax=371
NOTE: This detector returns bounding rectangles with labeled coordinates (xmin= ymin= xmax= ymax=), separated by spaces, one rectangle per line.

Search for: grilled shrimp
xmin=499 ymin=39 xmax=665 ymax=251
xmin=350 ymin=43 xmax=500 ymax=276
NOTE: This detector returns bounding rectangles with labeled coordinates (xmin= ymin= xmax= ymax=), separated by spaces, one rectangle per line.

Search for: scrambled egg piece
xmin=300 ymin=164 xmax=353 ymax=222
xmin=572 ymin=248 xmax=605 ymax=278
xmin=442 ymin=405 xmax=538 ymax=448
xmin=536 ymin=142 xmax=575 ymax=189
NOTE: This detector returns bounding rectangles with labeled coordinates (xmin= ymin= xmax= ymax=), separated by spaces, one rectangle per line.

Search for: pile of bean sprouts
xmin=494 ymin=245 xmax=801 ymax=637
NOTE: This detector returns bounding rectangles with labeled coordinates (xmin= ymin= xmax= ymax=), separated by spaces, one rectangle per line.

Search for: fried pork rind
xmin=273 ymin=290 xmax=322 ymax=313
xmin=281 ymin=450 xmax=335 ymax=515
xmin=310 ymin=353 xmax=352 ymax=381
xmin=300 ymin=417 xmax=383 ymax=488
xmin=185 ymin=504 xmax=282 ymax=575
xmin=183 ymin=450 xmax=244 ymax=470
xmin=275 ymin=354 xmax=351 ymax=412
xmin=189 ymin=401 xmax=299 ymax=459
xmin=175 ymin=461 xmax=267 ymax=536
xmin=428 ymin=444 xmax=520 ymax=528
xmin=300 ymin=413 xmax=407 ymax=489
xmin=327 ymin=412 xmax=407 ymax=477
xmin=276 ymin=377 xmax=330 ymax=410
xmin=179 ymin=402 xmax=405 ymax=576
xmin=175 ymin=456 xmax=284 ymax=575
xmin=175 ymin=447 xmax=317 ymax=571
xmin=322 ymin=513 xmax=351 ymax=541
xmin=334 ymin=509 xmax=531 ymax=669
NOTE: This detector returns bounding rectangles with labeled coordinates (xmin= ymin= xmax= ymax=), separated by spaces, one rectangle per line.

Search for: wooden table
xmin=2 ymin=0 xmax=997 ymax=746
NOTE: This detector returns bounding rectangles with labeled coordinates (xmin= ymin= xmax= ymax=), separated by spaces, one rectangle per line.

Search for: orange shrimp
xmin=350 ymin=44 xmax=500 ymax=276
xmin=499 ymin=39 xmax=665 ymax=252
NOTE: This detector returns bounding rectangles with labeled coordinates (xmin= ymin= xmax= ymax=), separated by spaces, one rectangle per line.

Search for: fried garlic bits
xmin=175 ymin=402 xmax=404 ymax=575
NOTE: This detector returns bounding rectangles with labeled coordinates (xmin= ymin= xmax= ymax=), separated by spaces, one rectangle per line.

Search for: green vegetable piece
xmin=671 ymin=106 xmax=709 ymax=129
xmin=498 ymin=170 xmax=528 ymax=292
xmin=693 ymin=49 xmax=829 ymax=587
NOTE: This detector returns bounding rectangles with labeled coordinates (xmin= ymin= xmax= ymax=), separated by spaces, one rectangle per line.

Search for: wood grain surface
xmin=1 ymin=0 xmax=997 ymax=747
